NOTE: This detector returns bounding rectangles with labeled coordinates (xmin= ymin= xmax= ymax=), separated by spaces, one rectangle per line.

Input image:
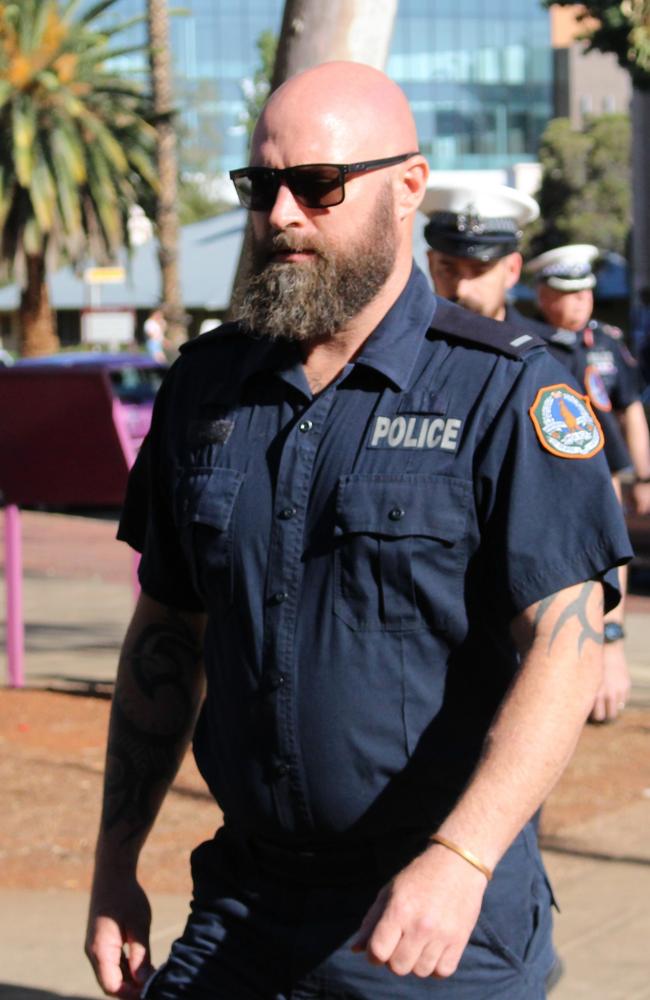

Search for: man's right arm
xmin=85 ymin=592 xmax=206 ymax=999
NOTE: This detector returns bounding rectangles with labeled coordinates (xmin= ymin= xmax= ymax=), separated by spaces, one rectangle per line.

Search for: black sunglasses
xmin=229 ymin=152 xmax=419 ymax=211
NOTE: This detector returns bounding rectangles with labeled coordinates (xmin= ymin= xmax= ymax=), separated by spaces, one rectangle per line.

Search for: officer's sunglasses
xmin=229 ymin=152 xmax=419 ymax=211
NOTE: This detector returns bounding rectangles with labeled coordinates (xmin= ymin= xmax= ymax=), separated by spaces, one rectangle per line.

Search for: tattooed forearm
xmin=535 ymin=581 xmax=603 ymax=655
xmin=102 ymin=611 xmax=204 ymax=842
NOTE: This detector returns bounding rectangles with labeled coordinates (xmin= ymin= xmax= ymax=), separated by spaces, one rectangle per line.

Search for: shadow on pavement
xmin=541 ymin=841 xmax=650 ymax=867
xmin=0 ymin=988 xmax=97 ymax=1000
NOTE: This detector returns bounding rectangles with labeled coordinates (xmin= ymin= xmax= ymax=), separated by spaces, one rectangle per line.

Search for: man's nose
xmin=268 ymin=182 xmax=307 ymax=230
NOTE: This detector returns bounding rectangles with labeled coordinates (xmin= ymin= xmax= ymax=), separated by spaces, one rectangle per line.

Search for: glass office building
xmin=105 ymin=0 xmax=552 ymax=175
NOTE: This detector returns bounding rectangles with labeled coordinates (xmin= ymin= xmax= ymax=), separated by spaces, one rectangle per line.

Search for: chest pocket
xmin=333 ymin=474 xmax=471 ymax=632
xmin=175 ymin=466 xmax=245 ymax=602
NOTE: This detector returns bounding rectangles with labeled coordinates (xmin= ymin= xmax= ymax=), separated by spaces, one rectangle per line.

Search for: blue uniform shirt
xmin=120 ymin=266 xmax=631 ymax=847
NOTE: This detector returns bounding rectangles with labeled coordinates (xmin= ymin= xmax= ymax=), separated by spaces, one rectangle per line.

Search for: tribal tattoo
xmin=102 ymin=612 xmax=203 ymax=841
xmin=534 ymin=581 xmax=603 ymax=655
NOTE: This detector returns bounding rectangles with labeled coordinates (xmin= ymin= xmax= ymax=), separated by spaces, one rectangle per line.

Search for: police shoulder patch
xmin=529 ymin=383 xmax=604 ymax=459
xmin=583 ymin=365 xmax=612 ymax=412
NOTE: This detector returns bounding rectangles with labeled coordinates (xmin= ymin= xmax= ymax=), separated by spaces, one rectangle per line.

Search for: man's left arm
xmin=620 ymin=399 xmax=650 ymax=514
xmin=353 ymin=579 xmax=604 ymax=980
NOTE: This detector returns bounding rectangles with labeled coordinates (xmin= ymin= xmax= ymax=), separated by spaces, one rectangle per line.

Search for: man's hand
xmin=589 ymin=641 xmax=631 ymax=723
xmin=351 ymin=843 xmax=488 ymax=979
xmin=85 ymin=872 xmax=155 ymax=999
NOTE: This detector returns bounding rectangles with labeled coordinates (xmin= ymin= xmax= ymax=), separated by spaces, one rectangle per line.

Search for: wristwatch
xmin=604 ymin=622 xmax=625 ymax=643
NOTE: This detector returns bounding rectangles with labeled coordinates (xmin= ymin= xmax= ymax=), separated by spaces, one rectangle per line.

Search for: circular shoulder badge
xmin=529 ymin=383 xmax=604 ymax=459
xmin=583 ymin=365 xmax=612 ymax=412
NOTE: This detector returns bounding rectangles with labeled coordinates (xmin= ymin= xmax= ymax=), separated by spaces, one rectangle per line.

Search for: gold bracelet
xmin=429 ymin=833 xmax=493 ymax=881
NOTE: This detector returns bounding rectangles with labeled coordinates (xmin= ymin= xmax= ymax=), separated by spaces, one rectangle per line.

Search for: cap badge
xmin=456 ymin=205 xmax=484 ymax=235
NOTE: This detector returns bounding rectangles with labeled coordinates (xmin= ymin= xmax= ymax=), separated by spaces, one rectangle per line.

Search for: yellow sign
xmin=83 ymin=266 xmax=126 ymax=285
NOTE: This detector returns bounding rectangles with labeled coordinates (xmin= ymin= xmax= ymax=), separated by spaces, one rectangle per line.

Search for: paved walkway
xmin=1 ymin=511 xmax=650 ymax=998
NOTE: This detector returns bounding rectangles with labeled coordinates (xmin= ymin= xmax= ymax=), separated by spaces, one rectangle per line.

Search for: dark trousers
xmin=144 ymin=824 xmax=554 ymax=1000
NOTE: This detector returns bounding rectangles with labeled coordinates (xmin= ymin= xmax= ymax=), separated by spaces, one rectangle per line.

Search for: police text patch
xmin=368 ymin=414 xmax=463 ymax=451
xmin=528 ymin=384 xmax=603 ymax=459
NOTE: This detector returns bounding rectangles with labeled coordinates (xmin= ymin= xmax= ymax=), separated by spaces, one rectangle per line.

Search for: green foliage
xmin=524 ymin=114 xmax=631 ymax=258
xmin=240 ymin=29 xmax=277 ymax=142
xmin=0 ymin=0 xmax=157 ymax=279
xmin=543 ymin=1 xmax=650 ymax=86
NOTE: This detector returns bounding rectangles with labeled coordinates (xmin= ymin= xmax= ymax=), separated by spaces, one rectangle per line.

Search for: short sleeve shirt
xmin=120 ymin=267 xmax=632 ymax=846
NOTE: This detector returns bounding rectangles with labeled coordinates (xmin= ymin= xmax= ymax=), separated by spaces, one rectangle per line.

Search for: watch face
xmin=604 ymin=623 xmax=624 ymax=643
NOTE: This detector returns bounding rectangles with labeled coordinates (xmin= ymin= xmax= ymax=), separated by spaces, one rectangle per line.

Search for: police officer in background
xmin=423 ymin=185 xmax=632 ymax=724
xmin=527 ymin=244 xmax=650 ymax=516
xmin=85 ymin=64 xmax=631 ymax=1000
xmin=423 ymin=188 xmax=630 ymax=467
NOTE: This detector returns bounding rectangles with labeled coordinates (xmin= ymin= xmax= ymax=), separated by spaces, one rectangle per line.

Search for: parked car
xmin=0 ymin=352 xmax=166 ymax=509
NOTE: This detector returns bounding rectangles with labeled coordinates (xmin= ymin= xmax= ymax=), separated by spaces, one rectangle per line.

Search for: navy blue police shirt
xmin=120 ymin=266 xmax=631 ymax=847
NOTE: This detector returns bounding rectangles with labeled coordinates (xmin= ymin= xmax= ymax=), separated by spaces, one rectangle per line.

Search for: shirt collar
xmin=354 ymin=264 xmax=437 ymax=390
xmin=237 ymin=263 xmax=437 ymax=395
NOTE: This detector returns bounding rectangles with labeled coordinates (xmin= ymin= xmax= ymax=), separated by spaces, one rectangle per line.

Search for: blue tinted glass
xmin=80 ymin=0 xmax=551 ymax=174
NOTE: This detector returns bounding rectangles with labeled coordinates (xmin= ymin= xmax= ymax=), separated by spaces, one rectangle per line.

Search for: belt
xmin=245 ymin=829 xmax=430 ymax=888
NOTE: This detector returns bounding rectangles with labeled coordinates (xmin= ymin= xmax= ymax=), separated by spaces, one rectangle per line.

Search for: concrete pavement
xmin=1 ymin=512 xmax=650 ymax=998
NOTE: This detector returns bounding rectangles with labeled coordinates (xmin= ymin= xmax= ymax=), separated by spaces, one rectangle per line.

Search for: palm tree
xmin=0 ymin=0 xmax=158 ymax=356
xmin=146 ymin=0 xmax=186 ymax=344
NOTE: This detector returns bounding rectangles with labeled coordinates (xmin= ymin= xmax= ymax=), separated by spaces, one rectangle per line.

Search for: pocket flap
xmin=335 ymin=474 xmax=470 ymax=541
xmin=397 ymin=390 xmax=448 ymax=414
xmin=176 ymin=466 xmax=245 ymax=530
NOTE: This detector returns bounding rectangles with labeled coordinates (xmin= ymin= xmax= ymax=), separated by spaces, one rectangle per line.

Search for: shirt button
xmin=298 ymin=419 xmax=313 ymax=433
xmin=264 ymin=670 xmax=286 ymax=692
xmin=388 ymin=506 xmax=406 ymax=521
xmin=278 ymin=506 xmax=297 ymax=520
xmin=270 ymin=590 xmax=289 ymax=605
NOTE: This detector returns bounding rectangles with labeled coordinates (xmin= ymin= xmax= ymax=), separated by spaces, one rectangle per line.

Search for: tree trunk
xmin=19 ymin=254 xmax=59 ymax=357
xmin=271 ymin=0 xmax=397 ymax=87
xmin=147 ymin=0 xmax=187 ymax=344
xmin=630 ymin=85 xmax=650 ymax=358
xmin=227 ymin=0 xmax=398 ymax=319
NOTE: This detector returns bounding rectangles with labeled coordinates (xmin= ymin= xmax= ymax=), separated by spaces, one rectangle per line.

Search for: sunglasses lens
xmin=288 ymin=165 xmax=344 ymax=208
xmin=232 ymin=171 xmax=279 ymax=210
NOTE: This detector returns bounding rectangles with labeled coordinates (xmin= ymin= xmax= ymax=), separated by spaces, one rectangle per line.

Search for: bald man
xmin=85 ymin=63 xmax=631 ymax=999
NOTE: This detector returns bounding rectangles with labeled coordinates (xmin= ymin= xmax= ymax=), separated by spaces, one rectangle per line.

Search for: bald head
xmin=252 ymin=62 xmax=418 ymax=165
xmin=239 ymin=62 xmax=428 ymax=343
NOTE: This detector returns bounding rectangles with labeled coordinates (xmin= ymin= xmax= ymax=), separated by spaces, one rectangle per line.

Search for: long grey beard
xmin=237 ymin=254 xmax=391 ymax=342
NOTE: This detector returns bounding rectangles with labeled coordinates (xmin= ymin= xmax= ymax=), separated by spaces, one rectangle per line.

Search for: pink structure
xmin=0 ymin=354 xmax=162 ymax=687
xmin=4 ymin=504 xmax=25 ymax=687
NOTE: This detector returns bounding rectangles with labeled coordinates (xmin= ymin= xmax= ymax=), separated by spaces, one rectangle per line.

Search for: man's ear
xmin=397 ymin=156 xmax=429 ymax=219
xmin=504 ymin=251 xmax=523 ymax=290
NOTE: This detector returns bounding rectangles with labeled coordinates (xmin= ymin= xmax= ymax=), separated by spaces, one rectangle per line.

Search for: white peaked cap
xmin=526 ymin=244 xmax=599 ymax=290
xmin=420 ymin=183 xmax=540 ymax=228
xmin=422 ymin=183 xmax=540 ymax=261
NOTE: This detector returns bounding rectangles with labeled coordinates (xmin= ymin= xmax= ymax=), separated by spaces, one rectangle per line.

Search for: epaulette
xmin=549 ymin=327 xmax=578 ymax=348
xmin=428 ymin=297 xmax=545 ymax=359
xmin=598 ymin=321 xmax=624 ymax=341
xmin=179 ymin=320 xmax=242 ymax=353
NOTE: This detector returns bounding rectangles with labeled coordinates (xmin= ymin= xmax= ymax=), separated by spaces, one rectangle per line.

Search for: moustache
xmin=258 ymin=232 xmax=326 ymax=262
